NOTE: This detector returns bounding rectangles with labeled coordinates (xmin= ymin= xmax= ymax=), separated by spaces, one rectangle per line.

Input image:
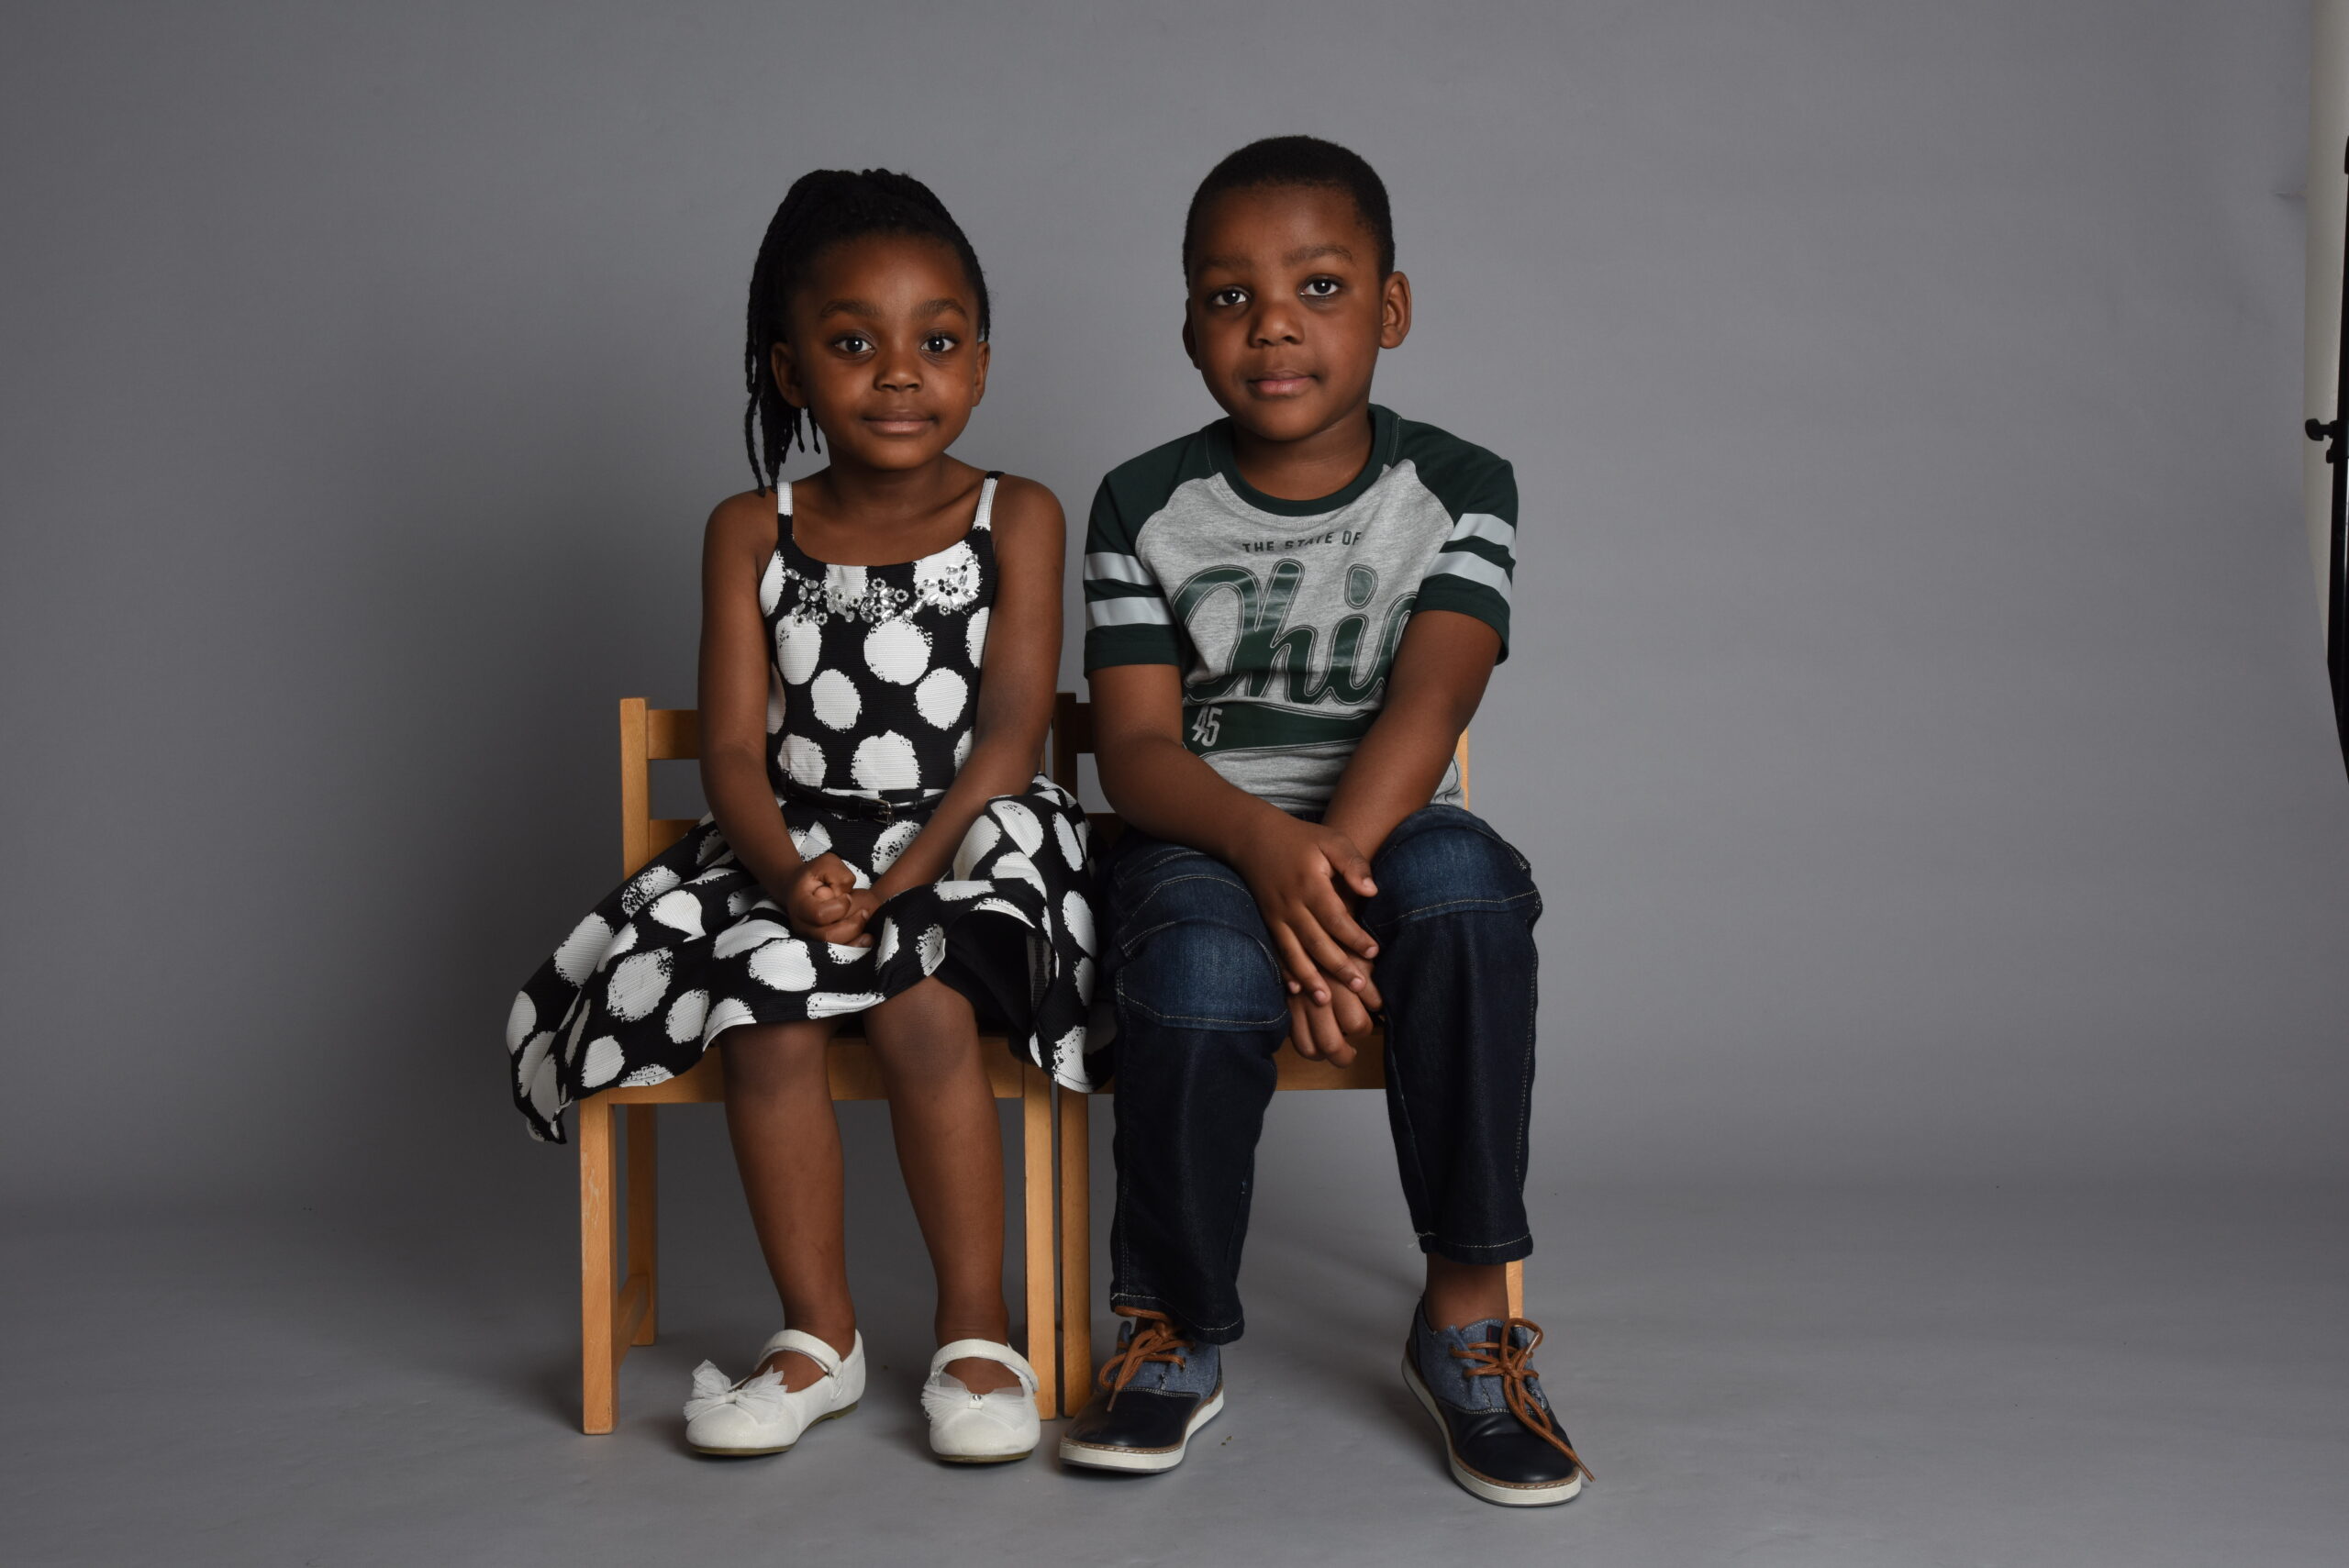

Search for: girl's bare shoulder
xmin=983 ymin=473 xmax=1064 ymax=535
xmin=704 ymin=487 xmax=783 ymax=554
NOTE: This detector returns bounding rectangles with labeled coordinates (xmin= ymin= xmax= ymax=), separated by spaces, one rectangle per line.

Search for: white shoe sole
xmin=1402 ymin=1357 xmax=1582 ymax=1507
xmin=686 ymin=1399 xmax=858 ymax=1457
xmin=1057 ymin=1388 xmax=1225 ymax=1473
xmin=935 ymin=1446 xmax=1036 ymax=1466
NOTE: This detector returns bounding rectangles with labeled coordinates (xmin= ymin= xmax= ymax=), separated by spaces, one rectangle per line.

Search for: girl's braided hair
xmin=741 ymin=169 xmax=991 ymax=492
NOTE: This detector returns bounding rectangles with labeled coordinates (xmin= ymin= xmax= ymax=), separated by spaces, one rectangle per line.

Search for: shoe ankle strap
xmin=929 ymin=1338 xmax=1039 ymax=1393
xmin=759 ymin=1329 xmax=854 ymax=1378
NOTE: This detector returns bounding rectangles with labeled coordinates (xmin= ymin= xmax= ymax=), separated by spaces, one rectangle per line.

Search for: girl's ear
xmin=970 ymin=339 xmax=990 ymax=406
xmin=770 ymin=341 xmax=804 ymax=408
xmin=1379 ymin=272 xmax=1412 ymax=350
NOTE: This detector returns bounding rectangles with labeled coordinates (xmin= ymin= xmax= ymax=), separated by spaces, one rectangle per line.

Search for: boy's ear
xmin=770 ymin=341 xmax=804 ymax=408
xmin=1180 ymin=307 xmax=1200 ymax=368
xmin=1380 ymin=272 xmax=1412 ymax=350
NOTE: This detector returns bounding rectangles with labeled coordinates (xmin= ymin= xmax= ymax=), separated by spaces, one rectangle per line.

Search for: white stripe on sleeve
xmin=1086 ymin=595 xmax=1173 ymax=628
xmin=1429 ymin=549 xmax=1512 ymax=597
xmin=1084 ymin=551 xmax=1154 ymax=585
xmin=1445 ymin=511 xmax=1516 ymax=551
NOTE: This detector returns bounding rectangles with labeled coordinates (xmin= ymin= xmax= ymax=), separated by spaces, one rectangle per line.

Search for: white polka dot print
xmin=953 ymin=816 xmax=1001 ymax=880
xmin=606 ymin=951 xmax=672 ymax=1021
xmin=863 ymin=619 xmax=931 ymax=684
xmin=784 ymin=735 xmax=828 ymax=787
xmin=852 ymin=732 xmax=918 ymax=791
xmin=506 ymin=993 xmax=535 ymax=1053
xmin=775 ymin=614 xmax=822 ymax=684
xmin=996 ymin=801 xmax=1044 ymax=856
xmin=1062 ymin=891 xmax=1094 ymax=954
xmin=580 ymin=1037 xmax=625 ymax=1088
xmin=648 ymin=890 xmax=703 ymax=938
xmin=810 ymin=669 xmax=862 ymax=729
xmin=552 ymin=914 xmax=612 ymax=985
xmin=665 ymin=989 xmax=708 ymax=1043
xmin=870 ymin=818 xmax=920 ymax=871
xmin=915 ymin=667 xmax=967 ymax=728
xmin=748 ymin=938 xmax=817 ymax=991
xmin=965 ymin=606 xmax=989 ymax=666
xmin=1053 ymin=814 xmax=1085 ymax=869
xmin=791 ymin=820 xmax=832 ymax=860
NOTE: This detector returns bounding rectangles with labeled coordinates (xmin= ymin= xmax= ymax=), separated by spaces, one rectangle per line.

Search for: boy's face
xmin=1183 ymin=184 xmax=1409 ymax=447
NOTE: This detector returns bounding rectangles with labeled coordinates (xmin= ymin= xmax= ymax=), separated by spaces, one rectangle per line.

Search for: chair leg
xmin=1057 ymin=1088 xmax=1094 ymax=1416
xmin=1505 ymin=1257 xmax=1525 ymax=1320
xmin=1019 ymin=1062 xmax=1059 ymax=1420
xmin=579 ymin=1096 xmax=620 ymax=1435
xmin=624 ymin=1106 xmax=659 ymax=1345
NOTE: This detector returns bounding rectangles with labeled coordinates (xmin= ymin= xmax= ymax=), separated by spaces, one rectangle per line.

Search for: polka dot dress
xmin=507 ymin=473 xmax=1100 ymax=1142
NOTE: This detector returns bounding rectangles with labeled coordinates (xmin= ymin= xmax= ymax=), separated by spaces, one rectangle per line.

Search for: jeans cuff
xmin=1416 ymin=1230 xmax=1534 ymax=1265
xmin=1108 ymin=1287 xmax=1247 ymax=1345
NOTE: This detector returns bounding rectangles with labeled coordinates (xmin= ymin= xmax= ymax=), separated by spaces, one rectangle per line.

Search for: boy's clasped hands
xmin=1236 ymin=815 xmax=1383 ymax=1065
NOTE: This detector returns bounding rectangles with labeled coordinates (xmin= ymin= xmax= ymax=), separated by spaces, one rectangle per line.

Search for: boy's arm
xmin=1319 ymin=608 xmax=1501 ymax=862
xmin=1091 ymin=665 xmax=1381 ymax=1008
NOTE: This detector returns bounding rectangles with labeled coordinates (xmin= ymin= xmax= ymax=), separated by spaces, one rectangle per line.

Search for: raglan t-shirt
xmin=1083 ymin=404 xmax=1516 ymax=814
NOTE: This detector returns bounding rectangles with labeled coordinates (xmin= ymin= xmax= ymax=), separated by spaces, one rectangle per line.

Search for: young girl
xmin=505 ymin=170 xmax=1097 ymax=1465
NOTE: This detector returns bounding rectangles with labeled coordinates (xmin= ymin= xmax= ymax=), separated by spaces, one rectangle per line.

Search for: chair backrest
xmin=619 ymin=700 xmax=704 ymax=876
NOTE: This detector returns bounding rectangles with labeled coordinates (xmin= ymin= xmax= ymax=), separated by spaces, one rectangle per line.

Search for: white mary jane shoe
xmin=921 ymin=1340 xmax=1041 ymax=1464
xmin=684 ymin=1329 xmax=865 ymax=1456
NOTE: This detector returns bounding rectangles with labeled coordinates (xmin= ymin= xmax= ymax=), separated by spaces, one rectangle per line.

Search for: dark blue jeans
xmin=1103 ymin=805 xmax=1542 ymax=1343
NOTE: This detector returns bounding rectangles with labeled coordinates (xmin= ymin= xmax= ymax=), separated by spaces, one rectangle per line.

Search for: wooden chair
xmin=1048 ymin=694 xmax=1523 ymax=1416
xmin=576 ymin=698 xmax=1059 ymax=1434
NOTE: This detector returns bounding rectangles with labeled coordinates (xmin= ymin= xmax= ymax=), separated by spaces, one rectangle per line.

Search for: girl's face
xmin=771 ymin=233 xmax=989 ymax=475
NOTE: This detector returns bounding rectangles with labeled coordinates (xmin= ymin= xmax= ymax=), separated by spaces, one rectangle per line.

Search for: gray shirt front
xmin=1084 ymin=406 xmax=1516 ymax=813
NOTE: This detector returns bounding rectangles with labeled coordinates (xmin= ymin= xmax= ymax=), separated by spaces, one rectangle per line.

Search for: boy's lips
xmin=1246 ymin=372 xmax=1317 ymax=398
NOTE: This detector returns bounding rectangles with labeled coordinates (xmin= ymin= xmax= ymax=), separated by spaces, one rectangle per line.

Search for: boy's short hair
xmin=1183 ymin=135 xmax=1396 ymax=278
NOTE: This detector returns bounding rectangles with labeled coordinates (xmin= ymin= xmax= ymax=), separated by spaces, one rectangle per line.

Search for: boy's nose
xmin=1248 ymin=303 xmax=1304 ymax=346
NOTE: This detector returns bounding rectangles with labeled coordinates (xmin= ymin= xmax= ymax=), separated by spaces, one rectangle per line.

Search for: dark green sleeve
xmin=1415 ymin=456 xmax=1515 ymax=661
xmin=1081 ymin=476 xmax=1181 ymax=672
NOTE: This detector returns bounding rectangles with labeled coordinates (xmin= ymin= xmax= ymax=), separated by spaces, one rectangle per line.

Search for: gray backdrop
xmin=3 ymin=0 xmax=2343 ymax=1230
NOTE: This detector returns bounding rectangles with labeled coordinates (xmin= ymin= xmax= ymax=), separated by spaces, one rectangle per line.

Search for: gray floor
xmin=5 ymin=1163 xmax=2343 ymax=1566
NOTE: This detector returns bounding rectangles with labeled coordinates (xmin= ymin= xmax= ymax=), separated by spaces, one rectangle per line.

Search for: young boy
xmin=1059 ymin=137 xmax=1589 ymax=1507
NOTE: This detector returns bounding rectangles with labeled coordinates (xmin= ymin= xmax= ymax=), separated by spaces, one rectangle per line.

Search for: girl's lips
xmin=863 ymin=414 xmax=936 ymax=434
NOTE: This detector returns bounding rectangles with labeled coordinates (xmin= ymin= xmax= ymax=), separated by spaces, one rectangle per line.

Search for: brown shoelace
xmin=1452 ymin=1317 xmax=1595 ymax=1481
xmin=1097 ymin=1309 xmax=1193 ymax=1409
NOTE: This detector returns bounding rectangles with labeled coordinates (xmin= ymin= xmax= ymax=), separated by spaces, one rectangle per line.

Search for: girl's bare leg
xmin=721 ymin=1018 xmax=853 ymax=1390
xmin=862 ymin=976 xmax=1020 ymax=1395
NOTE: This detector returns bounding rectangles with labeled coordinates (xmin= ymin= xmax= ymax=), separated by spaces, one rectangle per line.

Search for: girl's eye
xmin=1209 ymin=286 xmax=1249 ymax=308
xmin=922 ymin=334 xmax=958 ymax=354
xmin=832 ymin=335 xmax=872 ymax=354
xmin=1302 ymin=277 xmax=1341 ymax=298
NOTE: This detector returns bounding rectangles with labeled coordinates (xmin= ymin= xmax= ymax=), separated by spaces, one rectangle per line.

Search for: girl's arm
xmin=697 ymin=492 xmax=809 ymax=906
xmin=866 ymin=475 xmax=1064 ymax=902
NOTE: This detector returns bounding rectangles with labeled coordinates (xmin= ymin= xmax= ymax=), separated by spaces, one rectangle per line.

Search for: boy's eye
xmin=922 ymin=334 xmax=958 ymax=354
xmin=1301 ymin=277 xmax=1341 ymax=299
xmin=1208 ymin=286 xmax=1249 ymax=308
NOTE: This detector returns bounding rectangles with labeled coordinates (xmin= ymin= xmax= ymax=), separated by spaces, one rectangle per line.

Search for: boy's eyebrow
xmin=1191 ymin=242 xmax=1357 ymax=275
